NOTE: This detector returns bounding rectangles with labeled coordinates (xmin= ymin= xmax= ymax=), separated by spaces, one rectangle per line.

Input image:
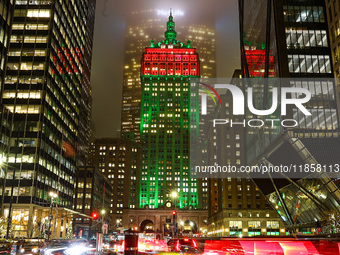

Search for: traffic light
xmin=172 ymin=211 xmax=177 ymax=224
xmin=91 ymin=212 xmax=99 ymax=220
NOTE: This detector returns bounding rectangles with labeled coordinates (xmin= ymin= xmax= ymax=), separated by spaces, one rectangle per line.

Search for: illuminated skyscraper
xmin=0 ymin=0 xmax=13 ymax=82
xmin=0 ymin=0 xmax=96 ymax=237
xmin=121 ymin=9 xmax=216 ymax=141
xmin=239 ymin=0 xmax=340 ymax=233
xmin=139 ymin=13 xmax=201 ymax=210
xmin=0 ymin=0 xmax=14 ymax=213
xmin=77 ymin=0 xmax=96 ymax=166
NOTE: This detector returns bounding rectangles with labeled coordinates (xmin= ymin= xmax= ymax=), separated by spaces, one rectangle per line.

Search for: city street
xmin=1 ymin=235 xmax=340 ymax=254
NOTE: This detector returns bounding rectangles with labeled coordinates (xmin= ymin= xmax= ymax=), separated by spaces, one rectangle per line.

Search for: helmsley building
xmin=122 ymin=12 xmax=208 ymax=236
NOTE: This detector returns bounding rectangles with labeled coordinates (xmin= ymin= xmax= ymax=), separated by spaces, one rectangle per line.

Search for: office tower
xmin=1 ymin=0 xmax=96 ymax=237
xmin=239 ymin=0 xmax=340 ymax=233
xmin=74 ymin=165 xmax=113 ymax=239
xmin=140 ymin=12 xmax=200 ymax=210
xmin=121 ymin=9 xmax=216 ymax=142
xmin=0 ymin=105 xmax=13 ymax=211
xmin=77 ymin=0 xmax=96 ymax=166
xmin=0 ymin=2 xmax=14 ymax=206
xmin=131 ymin=13 xmax=208 ymax=236
xmin=87 ymin=135 xmax=141 ymax=227
xmin=0 ymin=0 xmax=13 ymax=82
xmin=207 ymin=70 xmax=284 ymax=237
xmin=325 ymin=0 xmax=340 ymax=114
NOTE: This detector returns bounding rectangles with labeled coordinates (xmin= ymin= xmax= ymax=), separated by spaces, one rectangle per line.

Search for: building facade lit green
xmin=139 ymin=12 xmax=200 ymax=209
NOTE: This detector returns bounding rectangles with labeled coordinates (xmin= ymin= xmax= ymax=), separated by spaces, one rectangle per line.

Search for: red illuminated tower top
xmin=141 ymin=10 xmax=199 ymax=77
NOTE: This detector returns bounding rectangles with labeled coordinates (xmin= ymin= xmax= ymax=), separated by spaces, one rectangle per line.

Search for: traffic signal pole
xmin=172 ymin=210 xmax=177 ymax=238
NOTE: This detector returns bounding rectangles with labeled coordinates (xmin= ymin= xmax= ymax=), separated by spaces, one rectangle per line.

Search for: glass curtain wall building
xmin=0 ymin=0 xmax=14 ymax=213
xmin=0 ymin=0 xmax=13 ymax=82
xmin=77 ymin=0 xmax=96 ymax=166
xmin=0 ymin=0 xmax=96 ymax=237
xmin=239 ymin=0 xmax=340 ymax=232
xmin=325 ymin=0 xmax=340 ymax=118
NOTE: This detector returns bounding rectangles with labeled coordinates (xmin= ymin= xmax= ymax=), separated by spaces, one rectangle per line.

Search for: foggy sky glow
xmin=91 ymin=0 xmax=240 ymax=137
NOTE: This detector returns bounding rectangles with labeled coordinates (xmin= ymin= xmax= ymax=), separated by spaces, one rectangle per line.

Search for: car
xmin=167 ymin=238 xmax=179 ymax=252
xmin=64 ymin=239 xmax=95 ymax=255
xmin=40 ymin=240 xmax=69 ymax=255
xmin=168 ymin=238 xmax=200 ymax=254
xmin=11 ymin=242 xmax=45 ymax=255
xmin=0 ymin=242 xmax=11 ymax=254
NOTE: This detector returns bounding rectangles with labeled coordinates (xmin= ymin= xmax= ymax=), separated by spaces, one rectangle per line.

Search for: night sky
xmin=90 ymin=0 xmax=240 ymax=138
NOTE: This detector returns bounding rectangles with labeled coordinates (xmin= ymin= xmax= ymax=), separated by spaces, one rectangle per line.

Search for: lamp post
xmin=171 ymin=191 xmax=178 ymax=237
xmin=101 ymin=209 xmax=106 ymax=234
xmin=47 ymin=191 xmax=58 ymax=240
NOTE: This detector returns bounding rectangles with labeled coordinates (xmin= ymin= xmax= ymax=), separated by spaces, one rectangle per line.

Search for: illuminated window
xmin=27 ymin=10 xmax=50 ymax=18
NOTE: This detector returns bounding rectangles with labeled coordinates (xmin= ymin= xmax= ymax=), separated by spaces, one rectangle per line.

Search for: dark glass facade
xmin=77 ymin=0 xmax=95 ymax=166
xmin=239 ymin=0 xmax=340 ymax=232
xmin=0 ymin=0 xmax=13 ymax=84
xmin=0 ymin=0 xmax=96 ymax=237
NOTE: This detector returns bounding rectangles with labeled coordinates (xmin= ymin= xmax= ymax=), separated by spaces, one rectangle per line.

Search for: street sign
xmin=102 ymin=224 xmax=108 ymax=234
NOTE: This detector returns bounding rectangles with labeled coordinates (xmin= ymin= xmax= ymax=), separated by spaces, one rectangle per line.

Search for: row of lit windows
xmin=12 ymin=23 xmax=49 ymax=30
xmin=16 ymin=1 xmax=52 ymax=5
xmin=14 ymin=9 xmax=51 ymax=18
xmin=3 ymin=90 xmax=41 ymax=99
xmin=6 ymin=105 xmax=40 ymax=114
xmin=9 ymin=49 xmax=46 ymax=57
xmin=77 ymin=193 xmax=91 ymax=198
xmin=76 ymin=204 xmax=91 ymax=209
xmin=228 ymin=220 xmax=279 ymax=229
xmin=10 ymin=35 xmax=48 ymax=43
xmin=77 ymin=182 xmax=92 ymax=188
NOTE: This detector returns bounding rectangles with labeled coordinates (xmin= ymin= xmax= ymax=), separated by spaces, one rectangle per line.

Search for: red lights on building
xmin=245 ymin=49 xmax=275 ymax=77
xmin=140 ymin=11 xmax=199 ymax=78
xmin=52 ymin=46 xmax=83 ymax=76
xmin=141 ymin=48 xmax=199 ymax=77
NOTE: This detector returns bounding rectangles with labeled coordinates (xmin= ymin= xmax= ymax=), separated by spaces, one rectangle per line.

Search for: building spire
xmin=165 ymin=8 xmax=177 ymax=43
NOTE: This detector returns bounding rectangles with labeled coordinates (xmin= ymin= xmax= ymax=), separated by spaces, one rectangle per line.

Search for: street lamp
xmin=49 ymin=191 xmax=58 ymax=198
xmin=171 ymin=191 xmax=177 ymax=198
xmin=47 ymin=191 xmax=58 ymax=240
xmin=100 ymin=209 xmax=106 ymax=234
xmin=116 ymin=219 xmax=121 ymax=230
xmin=171 ymin=191 xmax=178 ymax=210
